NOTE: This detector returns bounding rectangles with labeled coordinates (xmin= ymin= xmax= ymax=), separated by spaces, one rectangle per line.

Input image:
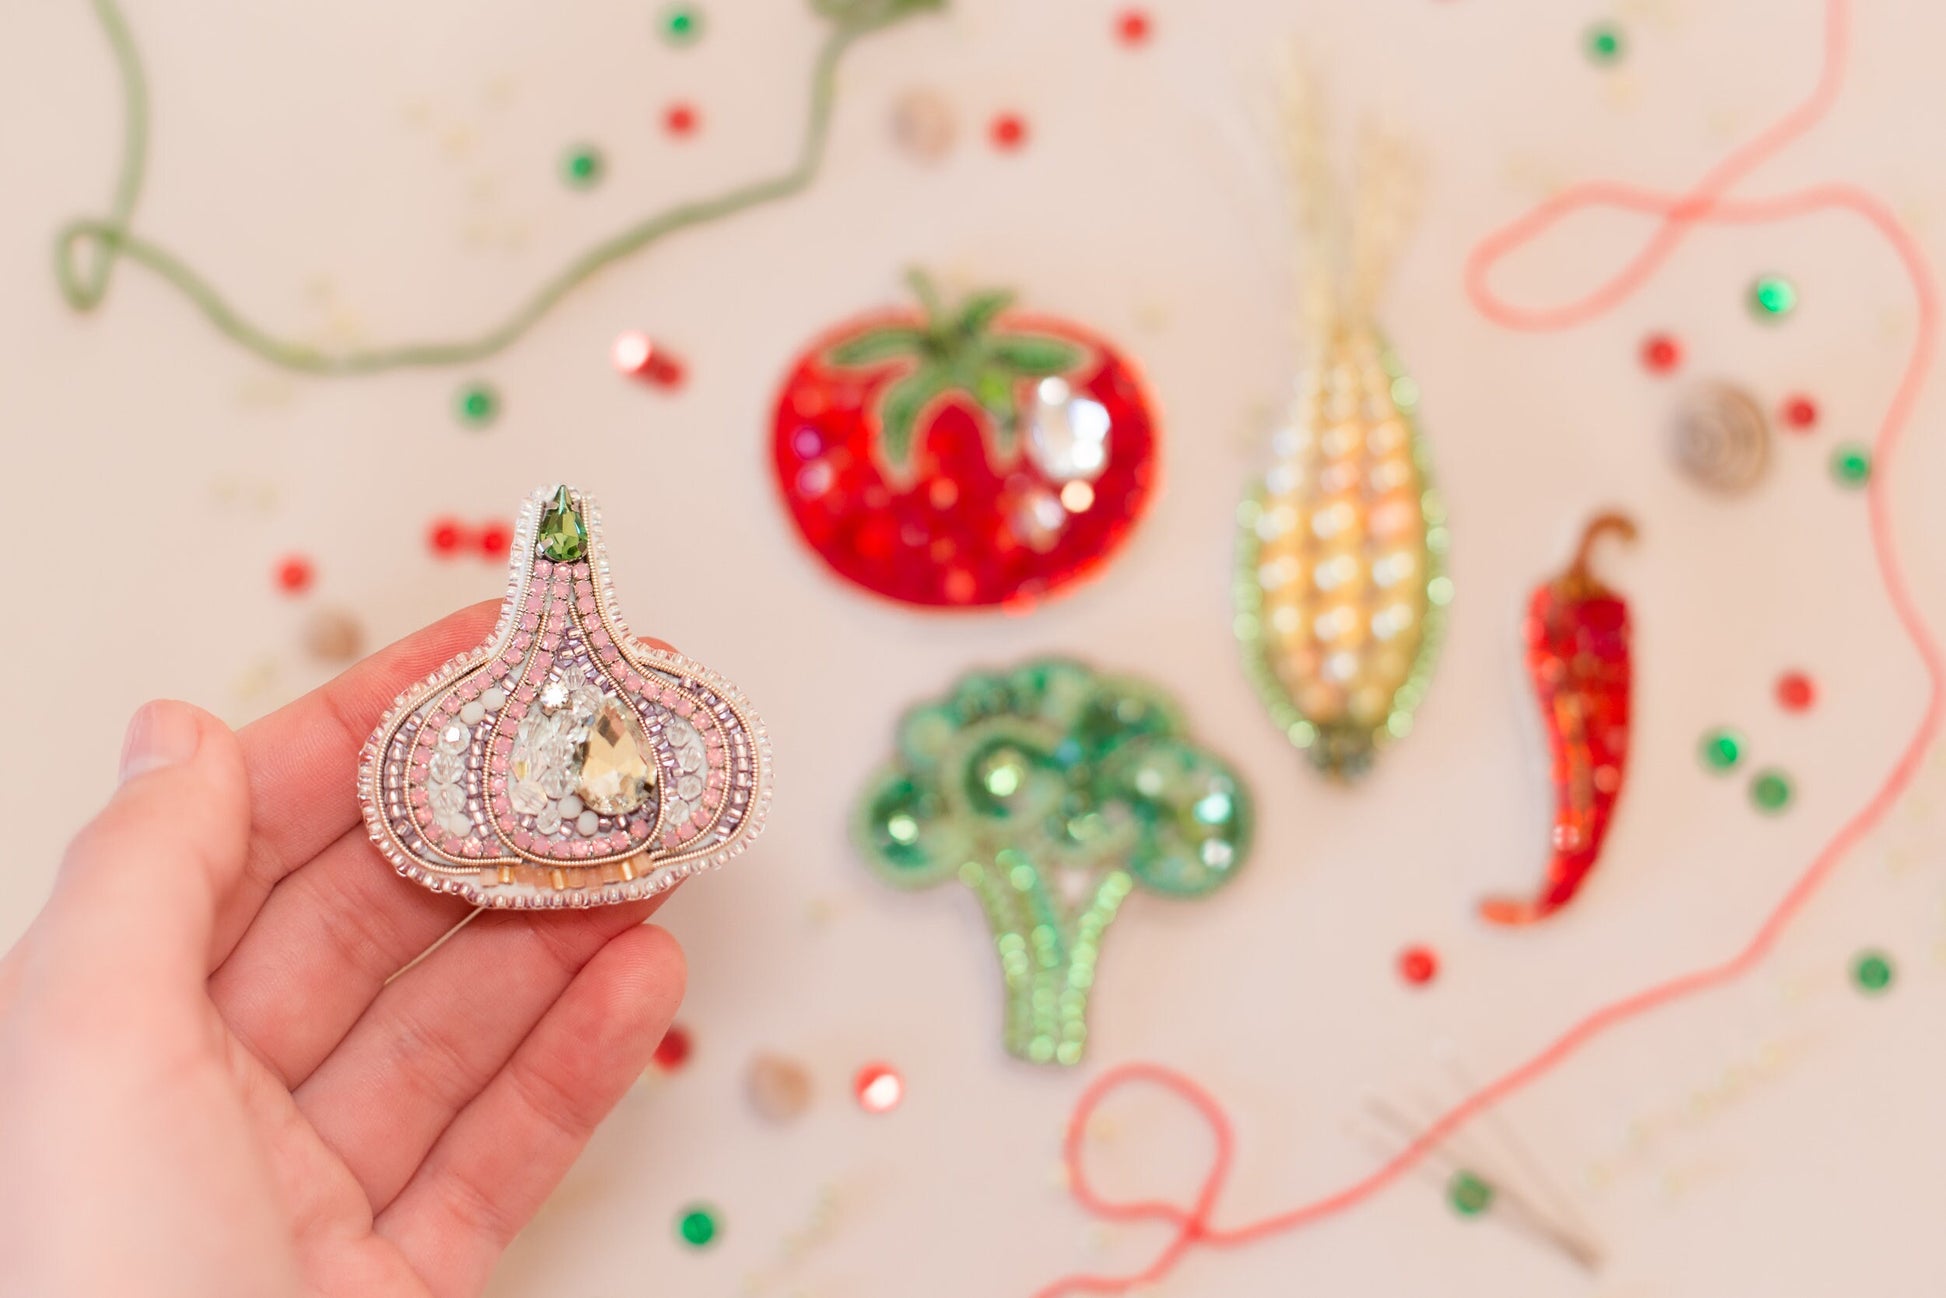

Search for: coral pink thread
xmin=1033 ymin=2 xmax=1942 ymax=1292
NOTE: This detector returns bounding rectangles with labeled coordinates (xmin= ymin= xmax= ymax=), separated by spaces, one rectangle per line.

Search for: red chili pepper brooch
xmin=1482 ymin=513 xmax=1636 ymax=926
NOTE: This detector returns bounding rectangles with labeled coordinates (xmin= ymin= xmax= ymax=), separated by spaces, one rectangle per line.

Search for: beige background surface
xmin=5 ymin=0 xmax=1946 ymax=1294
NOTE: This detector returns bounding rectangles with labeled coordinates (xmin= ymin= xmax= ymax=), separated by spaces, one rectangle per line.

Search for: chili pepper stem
xmin=1562 ymin=511 xmax=1637 ymax=591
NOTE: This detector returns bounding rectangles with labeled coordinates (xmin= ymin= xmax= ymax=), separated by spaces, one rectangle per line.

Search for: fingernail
xmin=119 ymin=701 xmax=202 ymax=784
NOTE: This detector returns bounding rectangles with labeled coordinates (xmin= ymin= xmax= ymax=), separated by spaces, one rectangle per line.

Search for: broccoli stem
xmin=959 ymin=855 xmax=1134 ymax=1065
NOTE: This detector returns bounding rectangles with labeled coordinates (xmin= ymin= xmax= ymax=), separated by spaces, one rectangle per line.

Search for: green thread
xmin=54 ymin=0 xmax=942 ymax=376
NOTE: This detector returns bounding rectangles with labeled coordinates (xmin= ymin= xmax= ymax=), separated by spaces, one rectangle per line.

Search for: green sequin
xmin=1700 ymin=728 xmax=1743 ymax=772
xmin=456 ymin=382 xmax=498 ymax=427
xmin=1750 ymin=275 xmax=1797 ymax=320
xmin=1831 ymin=444 xmax=1871 ymax=487
xmin=1854 ymin=951 xmax=1894 ymax=993
xmin=662 ymin=4 xmax=702 ymax=43
xmin=561 ymin=145 xmax=604 ymax=188
xmin=855 ymin=659 xmax=1252 ymax=1065
xmin=1750 ymin=769 xmax=1793 ymax=813
xmin=676 ymin=1205 xmax=718 ymax=1247
xmin=1585 ymin=23 xmax=1624 ymax=64
xmin=1448 ymin=1170 xmax=1494 ymax=1216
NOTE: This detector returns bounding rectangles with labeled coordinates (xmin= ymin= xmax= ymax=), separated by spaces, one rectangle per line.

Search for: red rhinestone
xmin=429 ymin=518 xmax=467 ymax=556
xmin=653 ymin=1024 xmax=692 ymax=1071
xmin=665 ymin=102 xmax=698 ymax=137
xmin=478 ymin=521 xmax=513 ymax=558
xmin=1116 ymin=8 xmax=1151 ymax=44
xmin=1781 ymin=394 xmax=1819 ymax=430
xmin=990 ymin=113 xmax=1027 ymax=150
xmin=1640 ymin=332 xmax=1681 ymax=374
xmin=275 ymin=555 xmax=314 ymax=594
xmin=1398 ymin=945 xmax=1439 ymax=986
xmin=1776 ymin=670 xmax=1816 ymax=712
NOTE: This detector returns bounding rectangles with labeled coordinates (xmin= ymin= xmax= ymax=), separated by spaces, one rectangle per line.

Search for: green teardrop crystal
xmin=537 ymin=487 xmax=587 ymax=563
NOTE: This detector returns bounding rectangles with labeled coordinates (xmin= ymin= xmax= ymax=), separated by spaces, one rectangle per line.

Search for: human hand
xmin=0 ymin=604 xmax=685 ymax=1298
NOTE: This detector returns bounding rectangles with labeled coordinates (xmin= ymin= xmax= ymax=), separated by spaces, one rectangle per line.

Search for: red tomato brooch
xmin=770 ymin=272 xmax=1160 ymax=610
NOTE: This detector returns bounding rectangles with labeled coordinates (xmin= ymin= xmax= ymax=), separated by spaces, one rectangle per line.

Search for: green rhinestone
xmin=1854 ymin=950 xmax=1894 ymax=993
xmin=676 ymin=1204 xmax=718 ymax=1247
xmin=1831 ymin=444 xmax=1871 ymax=487
xmin=455 ymin=382 xmax=498 ymax=427
xmin=1448 ymin=1170 xmax=1494 ymax=1216
xmin=662 ymin=5 xmax=702 ymax=43
xmin=1750 ymin=769 xmax=1793 ymax=813
xmin=536 ymin=486 xmax=587 ymax=563
xmin=1699 ymin=728 xmax=1743 ymax=772
xmin=1585 ymin=22 xmax=1624 ymax=64
xmin=561 ymin=145 xmax=604 ymax=188
xmin=1750 ymin=275 xmax=1797 ymax=320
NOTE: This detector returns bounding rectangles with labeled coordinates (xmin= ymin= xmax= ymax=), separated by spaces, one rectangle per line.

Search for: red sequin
xmin=1640 ymin=332 xmax=1681 ymax=373
xmin=275 ymin=555 xmax=314 ymax=594
xmin=478 ymin=520 xmax=513 ymax=558
xmin=429 ymin=518 xmax=467 ymax=556
xmin=1398 ymin=945 xmax=1438 ymax=986
xmin=664 ymin=102 xmax=698 ymax=137
xmin=653 ymin=1024 xmax=692 ymax=1071
xmin=770 ymin=308 xmax=1159 ymax=610
xmin=990 ymin=113 xmax=1027 ymax=150
xmin=1116 ymin=9 xmax=1152 ymax=44
xmin=1781 ymin=394 xmax=1819 ymax=430
xmin=1776 ymin=670 xmax=1816 ymax=712
xmin=614 ymin=331 xmax=686 ymax=387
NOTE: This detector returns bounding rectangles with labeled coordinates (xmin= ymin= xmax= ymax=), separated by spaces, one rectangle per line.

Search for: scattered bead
xmin=1699 ymin=728 xmax=1743 ymax=772
xmin=1749 ymin=274 xmax=1797 ymax=320
xmin=612 ymin=331 xmax=686 ymax=386
xmin=676 ymin=1204 xmax=719 ymax=1248
xmin=1116 ymin=8 xmax=1151 ymax=44
xmin=891 ymin=87 xmax=956 ymax=162
xmin=275 ymin=554 xmax=314 ymax=594
xmin=1830 ymin=443 xmax=1871 ymax=487
xmin=653 ymin=1024 xmax=692 ymax=1071
xmin=1780 ymin=394 xmax=1819 ymax=430
xmin=561 ymin=145 xmax=603 ymax=189
xmin=747 ymin=1053 xmax=814 ymax=1122
xmin=429 ymin=518 xmax=468 ymax=556
xmin=478 ymin=520 xmax=512 ymax=558
xmin=456 ymin=382 xmax=499 ymax=427
xmin=1397 ymin=945 xmax=1438 ymax=986
xmin=853 ymin=1062 xmax=904 ymax=1114
xmin=1776 ymin=670 xmax=1816 ymax=712
xmin=661 ymin=4 xmax=701 ymax=44
xmin=1750 ymin=768 xmax=1793 ymax=813
xmin=1853 ymin=950 xmax=1894 ymax=993
xmin=989 ymin=113 xmax=1027 ymax=151
xmin=1585 ymin=22 xmax=1624 ymax=65
xmin=1640 ymin=332 xmax=1681 ymax=374
xmin=664 ymin=102 xmax=699 ymax=137
xmin=301 ymin=606 xmax=363 ymax=663
xmin=1448 ymin=1169 xmax=1494 ymax=1216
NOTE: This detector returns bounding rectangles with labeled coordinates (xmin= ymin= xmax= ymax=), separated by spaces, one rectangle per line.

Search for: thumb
xmin=41 ymin=701 xmax=252 ymax=986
